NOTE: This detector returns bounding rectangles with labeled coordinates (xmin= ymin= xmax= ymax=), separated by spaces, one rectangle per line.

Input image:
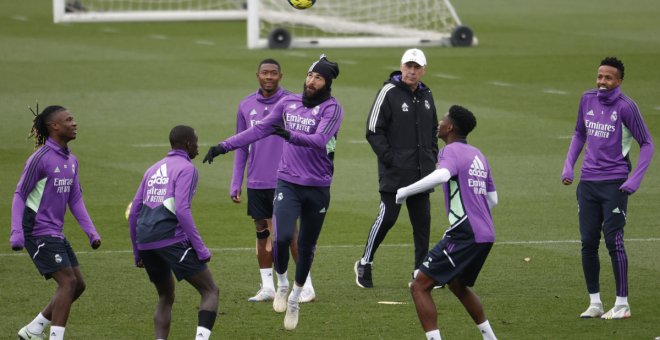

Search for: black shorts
xmin=139 ymin=242 xmax=207 ymax=282
xmin=24 ymin=236 xmax=79 ymax=280
xmin=419 ymin=238 xmax=492 ymax=287
xmin=247 ymin=188 xmax=275 ymax=220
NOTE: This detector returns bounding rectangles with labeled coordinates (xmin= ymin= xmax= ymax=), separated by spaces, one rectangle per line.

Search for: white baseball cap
xmin=401 ymin=48 xmax=427 ymax=67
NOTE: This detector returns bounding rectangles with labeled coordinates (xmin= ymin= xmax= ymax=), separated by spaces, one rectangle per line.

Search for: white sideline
xmin=2 ymin=238 xmax=660 ymax=257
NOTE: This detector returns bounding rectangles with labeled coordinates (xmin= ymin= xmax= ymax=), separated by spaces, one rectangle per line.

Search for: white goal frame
xmin=247 ymin=0 xmax=476 ymax=49
xmin=52 ymin=0 xmax=246 ymax=23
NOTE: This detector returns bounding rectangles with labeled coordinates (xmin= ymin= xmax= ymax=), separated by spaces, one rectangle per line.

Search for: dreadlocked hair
xmin=29 ymin=105 xmax=66 ymax=149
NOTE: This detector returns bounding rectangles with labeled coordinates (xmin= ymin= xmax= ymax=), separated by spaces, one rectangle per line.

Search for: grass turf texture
xmin=1 ymin=0 xmax=660 ymax=338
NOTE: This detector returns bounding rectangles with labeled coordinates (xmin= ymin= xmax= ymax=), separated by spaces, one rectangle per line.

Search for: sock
xmin=589 ymin=293 xmax=602 ymax=305
xmin=288 ymin=284 xmax=303 ymax=303
xmin=360 ymin=258 xmax=370 ymax=266
xmin=49 ymin=326 xmax=65 ymax=340
xmin=27 ymin=313 xmax=51 ymax=334
xmin=615 ymin=296 xmax=628 ymax=306
xmin=260 ymin=268 xmax=275 ymax=291
xmin=198 ymin=310 xmax=217 ymax=331
xmin=195 ymin=326 xmax=211 ymax=340
xmin=303 ymin=272 xmax=313 ymax=288
xmin=276 ymin=271 xmax=289 ymax=289
xmin=477 ymin=320 xmax=497 ymax=340
xmin=425 ymin=329 xmax=441 ymax=340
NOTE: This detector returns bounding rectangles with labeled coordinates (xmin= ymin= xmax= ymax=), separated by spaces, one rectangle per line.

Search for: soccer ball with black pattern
xmin=288 ymin=0 xmax=316 ymax=10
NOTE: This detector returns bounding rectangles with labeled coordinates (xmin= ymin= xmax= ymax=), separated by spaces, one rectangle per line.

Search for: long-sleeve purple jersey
xmin=562 ymin=87 xmax=654 ymax=193
xmin=222 ymin=93 xmax=344 ymax=187
xmin=437 ymin=142 xmax=496 ymax=243
xmin=10 ymin=138 xmax=100 ymax=248
xmin=128 ymin=149 xmax=210 ymax=263
xmin=230 ymin=87 xmax=291 ymax=196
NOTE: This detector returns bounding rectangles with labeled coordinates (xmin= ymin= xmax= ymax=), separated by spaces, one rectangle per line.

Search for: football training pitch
xmin=1 ymin=0 xmax=659 ymax=338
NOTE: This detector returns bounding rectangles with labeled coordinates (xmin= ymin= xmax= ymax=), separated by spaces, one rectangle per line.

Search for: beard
xmin=301 ymin=82 xmax=331 ymax=108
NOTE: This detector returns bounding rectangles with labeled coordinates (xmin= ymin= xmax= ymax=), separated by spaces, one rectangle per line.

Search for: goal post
xmin=52 ymin=0 xmax=247 ymax=23
xmin=247 ymin=0 xmax=477 ymax=49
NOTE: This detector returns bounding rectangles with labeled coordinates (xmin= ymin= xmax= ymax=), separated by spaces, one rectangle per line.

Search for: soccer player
xmin=355 ymin=48 xmax=439 ymax=288
xmin=230 ymin=58 xmax=315 ymax=303
xmin=396 ymin=105 xmax=498 ymax=340
xmin=562 ymin=57 xmax=654 ymax=320
xmin=10 ymin=105 xmax=102 ymax=340
xmin=203 ymin=55 xmax=342 ymax=331
xmin=128 ymin=125 xmax=219 ymax=340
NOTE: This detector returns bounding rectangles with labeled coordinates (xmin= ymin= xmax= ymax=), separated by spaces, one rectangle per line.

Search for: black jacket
xmin=366 ymin=71 xmax=439 ymax=193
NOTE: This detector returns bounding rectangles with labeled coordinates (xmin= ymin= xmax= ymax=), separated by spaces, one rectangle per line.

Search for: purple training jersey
xmin=437 ymin=141 xmax=496 ymax=243
xmin=222 ymin=93 xmax=344 ymax=187
xmin=10 ymin=138 xmax=100 ymax=248
xmin=128 ymin=149 xmax=210 ymax=263
xmin=562 ymin=87 xmax=654 ymax=193
xmin=230 ymin=87 xmax=291 ymax=196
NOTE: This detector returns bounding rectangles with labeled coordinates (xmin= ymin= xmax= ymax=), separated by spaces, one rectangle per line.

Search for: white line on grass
xmin=12 ymin=15 xmax=28 ymax=21
xmin=435 ymin=73 xmax=460 ymax=80
xmin=487 ymin=81 xmax=514 ymax=87
xmin=149 ymin=34 xmax=169 ymax=40
xmin=542 ymin=88 xmax=568 ymax=95
xmin=2 ymin=238 xmax=659 ymax=257
xmin=194 ymin=40 xmax=215 ymax=46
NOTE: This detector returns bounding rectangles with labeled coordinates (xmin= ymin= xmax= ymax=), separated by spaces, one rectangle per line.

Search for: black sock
xmin=198 ymin=310 xmax=217 ymax=331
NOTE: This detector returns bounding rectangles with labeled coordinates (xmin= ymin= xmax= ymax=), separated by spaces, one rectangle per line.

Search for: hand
xmin=10 ymin=232 xmax=24 ymax=251
xmin=202 ymin=145 xmax=227 ymax=164
xmin=136 ymin=258 xmax=144 ymax=268
xmin=271 ymin=125 xmax=291 ymax=140
xmin=231 ymin=194 xmax=241 ymax=203
xmin=395 ymin=188 xmax=407 ymax=204
xmin=562 ymin=178 xmax=573 ymax=185
xmin=91 ymin=239 xmax=101 ymax=249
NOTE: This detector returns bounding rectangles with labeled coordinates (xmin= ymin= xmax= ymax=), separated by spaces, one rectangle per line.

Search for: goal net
xmin=53 ymin=0 xmax=247 ymax=23
xmin=247 ymin=0 xmax=476 ymax=49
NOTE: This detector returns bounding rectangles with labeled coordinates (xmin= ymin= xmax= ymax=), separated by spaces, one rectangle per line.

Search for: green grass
xmin=1 ymin=0 xmax=660 ymax=338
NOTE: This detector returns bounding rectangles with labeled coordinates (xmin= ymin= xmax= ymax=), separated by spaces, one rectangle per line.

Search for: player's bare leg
xmin=152 ymin=275 xmax=175 ymax=339
xmin=410 ymin=271 xmax=438 ymax=332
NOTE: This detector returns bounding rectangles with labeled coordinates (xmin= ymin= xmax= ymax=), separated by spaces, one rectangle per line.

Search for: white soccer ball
xmin=288 ymin=0 xmax=316 ymax=10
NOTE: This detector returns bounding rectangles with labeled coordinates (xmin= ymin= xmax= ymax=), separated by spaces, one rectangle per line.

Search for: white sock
xmin=49 ymin=326 xmax=65 ymax=340
xmin=425 ymin=329 xmax=441 ymax=340
xmin=589 ymin=292 xmax=601 ymax=305
xmin=303 ymin=272 xmax=313 ymax=289
xmin=477 ymin=320 xmax=497 ymax=340
xmin=276 ymin=271 xmax=289 ymax=289
xmin=27 ymin=312 xmax=51 ymax=334
xmin=195 ymin=326 xmax=211 ymax=340
xmin=288 ymin=285 xmax=303 ymax=303
xmin=615 ymin=296 xmax=628 ymax=306
xmin=360 ymin=258 xmax=371 ymax=265
xmin=260 ymin=268 xmax=275 ymax=291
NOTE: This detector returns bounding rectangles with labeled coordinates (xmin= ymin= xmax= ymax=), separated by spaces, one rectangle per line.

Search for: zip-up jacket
xmin=366 ymin=71 xmax=439 ymax=193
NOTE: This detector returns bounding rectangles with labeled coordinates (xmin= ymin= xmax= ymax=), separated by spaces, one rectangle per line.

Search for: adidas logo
xmin=468 ymin=156 xmax=488 ymax=178
xmin=54 ymin=166 xmax=60 ymax=173
xmin=249 ymin=109 xmax=258 ymax=116
xmin=148 ymin=163 xmax=169 ymax=186
xmin=586 ymin=109 xmax=594 ymax=116
xmin=288 ymin=103 xmax=297 ymax=110
xmin=422 ymin=261 xmax=429 ymax=268
xmin=319 ymin=207 xmax=327 ymax=213
xmin=612 ymin=207 xmax=621 ymax=214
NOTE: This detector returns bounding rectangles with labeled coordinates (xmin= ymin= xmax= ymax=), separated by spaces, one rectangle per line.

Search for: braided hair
xmin=29 ymin=105 xmax=66 ymax=149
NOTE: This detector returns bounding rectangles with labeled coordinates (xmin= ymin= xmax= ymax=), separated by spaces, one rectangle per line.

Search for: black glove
xmin=203 ymin=145 xmax=227 ymax=164
xmin=271 ymin=125 xmax=291 ymax=140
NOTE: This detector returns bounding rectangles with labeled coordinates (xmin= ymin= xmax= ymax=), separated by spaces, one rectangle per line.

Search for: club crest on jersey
xmin=312 ymin=106 xmax=320 ymax=115
xmin=425 ymin=100 xmax=430 ymax=110
xmin=401 ymin=102 xmax=409 ymax=112
xmin=610 ymin=111 xmax=617 ymax=122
